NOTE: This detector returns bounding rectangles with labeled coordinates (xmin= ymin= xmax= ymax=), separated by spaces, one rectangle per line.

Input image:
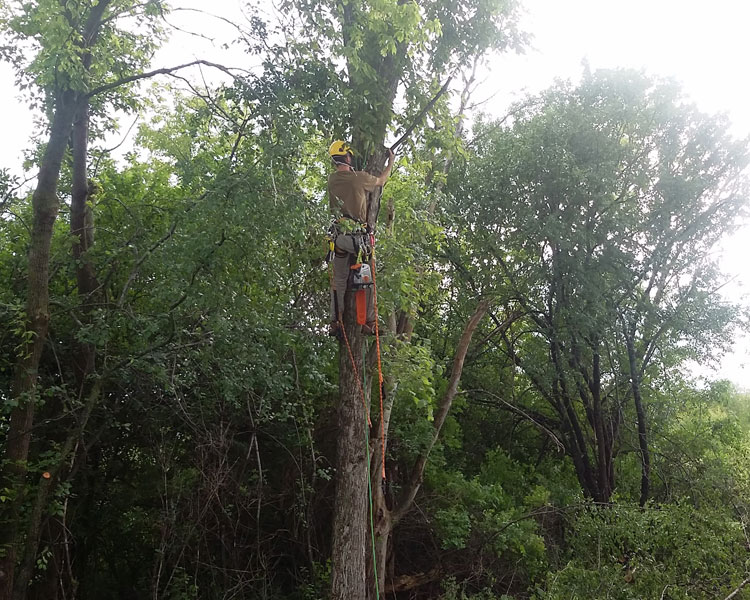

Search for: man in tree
xmin=328 ymin=140 xmax=394 ymax=336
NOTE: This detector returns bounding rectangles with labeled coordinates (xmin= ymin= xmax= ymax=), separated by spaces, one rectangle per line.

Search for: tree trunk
xmin=331 ymin=115 xmax=394 ymax=597
xmin=70 ymin=96 xmax=99 ymax=397
xmin=550 ymin=339 xmax=601 ymax=501
xmin=13 ymin=381 xmax=101 ymax=600
xmin=70 ymin=101 xmax=99 ymax=312
xmin=0 ymin=90 xmax=79 ymax=598
xmin=367 ymin=480 xmax=391 ymax=600
xmin=27 ymin=98 xmax=100 ymax=600
xmin=13 ymin=477 xmax=57 ymax=600
xmin=589 ymin=349 xmax=613 ymax=502
xmin=625 ymin=328 xmax=650 ymax=507
xmin=330 ymin=291 xmax=369 ymax=600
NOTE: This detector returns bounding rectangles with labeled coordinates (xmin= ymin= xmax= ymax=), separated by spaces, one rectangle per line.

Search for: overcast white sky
xmin=3 ymin=0 xmax=750 ymax=386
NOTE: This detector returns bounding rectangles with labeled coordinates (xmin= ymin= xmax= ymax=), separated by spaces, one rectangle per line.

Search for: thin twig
xmin=92 ymin=114 xmax=140 ymax=175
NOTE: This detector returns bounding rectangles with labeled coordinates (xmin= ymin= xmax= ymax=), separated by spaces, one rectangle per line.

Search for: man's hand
xmin=374 ymin=148 xmax=396 ymax=187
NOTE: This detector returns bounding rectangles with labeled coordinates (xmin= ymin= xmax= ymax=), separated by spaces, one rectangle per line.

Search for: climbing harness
xmin=327 ymin=218 xmax=374 ymax=327
xmin=325 ymin=216 xmax=386 ymax=475
xmin=326 ymin=232 xmax=386 ymax=482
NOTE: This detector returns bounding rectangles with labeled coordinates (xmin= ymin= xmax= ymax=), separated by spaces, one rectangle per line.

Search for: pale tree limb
xmin=390 ymin=74 xmax=454 ymax=152
xmin=724 ymin=575 xmax=750 ymax=600
xmin=392 ymin=298 xmax=491 ymax=523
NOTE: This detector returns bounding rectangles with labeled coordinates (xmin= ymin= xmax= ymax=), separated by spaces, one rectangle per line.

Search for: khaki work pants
xmin=330 ymin=233 xmax=375 ymax=325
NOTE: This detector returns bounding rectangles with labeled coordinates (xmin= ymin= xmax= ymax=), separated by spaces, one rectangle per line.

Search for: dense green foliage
xmin=2 ymin=2 xmax=750 ymax=599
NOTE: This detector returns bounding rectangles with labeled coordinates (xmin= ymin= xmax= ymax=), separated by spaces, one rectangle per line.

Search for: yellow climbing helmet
xmin=329 ymin=140 xmax=354 ymax=158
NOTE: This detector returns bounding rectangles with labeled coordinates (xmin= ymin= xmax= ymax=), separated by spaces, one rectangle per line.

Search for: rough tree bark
xmin=330 ymin=291 xmax=370 ymax=600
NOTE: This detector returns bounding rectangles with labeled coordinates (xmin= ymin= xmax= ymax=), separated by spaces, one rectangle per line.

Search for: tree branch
xmin=86 ymin=60 xmax=249 ymax=98
xmin=392 ymin=298 xmax=490 ymax=522
xmin=463 ymin=389 xmax=564 ymax=452
xmin=390 ymin=74 xmax=454 ymax=152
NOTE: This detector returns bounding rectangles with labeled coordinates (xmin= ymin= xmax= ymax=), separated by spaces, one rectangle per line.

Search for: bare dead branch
xmin=391 ymin=74 xmax=454 ymax=152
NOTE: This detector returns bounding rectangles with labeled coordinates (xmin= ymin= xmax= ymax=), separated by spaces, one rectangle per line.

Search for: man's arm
xmin=374 ymin=149 xmax=395 ymax=187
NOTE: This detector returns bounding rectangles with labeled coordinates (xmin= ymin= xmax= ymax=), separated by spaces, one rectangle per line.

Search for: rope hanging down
xmin=339 ymin=319 xmax=372 ymax=429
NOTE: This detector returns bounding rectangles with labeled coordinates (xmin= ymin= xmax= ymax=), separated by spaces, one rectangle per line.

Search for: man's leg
xmin=332 ymin=235 xmax=356 ymax=326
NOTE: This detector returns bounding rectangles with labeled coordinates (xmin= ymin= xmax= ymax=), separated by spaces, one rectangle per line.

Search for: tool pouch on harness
xmin=348 ymin=230 xmax=373 ymax=290
xmin=325 ymin=218 xmax=374 ymax=328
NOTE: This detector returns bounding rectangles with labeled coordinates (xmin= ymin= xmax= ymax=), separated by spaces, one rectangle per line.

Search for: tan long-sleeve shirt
xmin=328 ymin=170 xmax=379 ymax=223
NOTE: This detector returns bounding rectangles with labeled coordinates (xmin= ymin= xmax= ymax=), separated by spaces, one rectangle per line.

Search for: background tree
xmin=447 ymin=69 xmax=749 ymax=504
xmin=0 ymin=1 xmax=169 ymax=595
xmin=0 ymin=2 xmax=248 ymax=596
